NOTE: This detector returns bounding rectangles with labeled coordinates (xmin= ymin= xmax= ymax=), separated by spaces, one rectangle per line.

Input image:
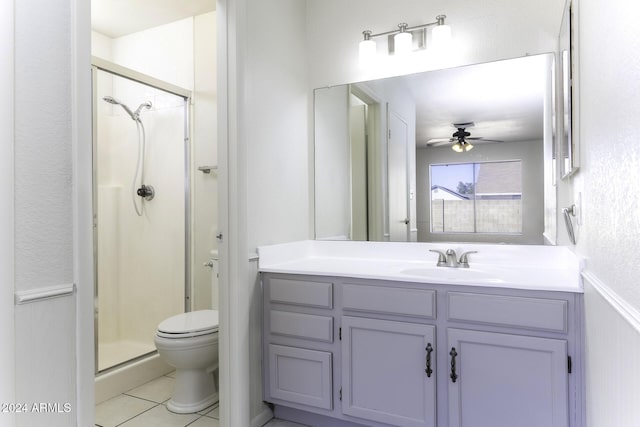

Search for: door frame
xmin=0 ymin=0 xmax=15 ymax=416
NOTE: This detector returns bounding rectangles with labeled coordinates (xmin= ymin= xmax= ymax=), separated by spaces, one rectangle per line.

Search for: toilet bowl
xmin=154 ymin=309 xmax=219 ymax=413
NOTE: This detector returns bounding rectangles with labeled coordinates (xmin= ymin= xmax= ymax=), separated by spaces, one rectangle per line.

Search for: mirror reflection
xmin=315 ymin=53 xmax=557 ymax=245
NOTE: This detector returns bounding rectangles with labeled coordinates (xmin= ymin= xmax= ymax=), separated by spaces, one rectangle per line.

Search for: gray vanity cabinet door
xmin=447 ymin=329 xmax=568 ymax=427
xmin=341 ymin=316 xmax=436 ymax=427
xmin=268 ymin=344 xmax=333 ymax=410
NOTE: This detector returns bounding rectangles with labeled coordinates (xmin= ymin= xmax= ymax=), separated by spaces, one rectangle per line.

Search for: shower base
xmin=98 ymin=340 xmax=156 ymax=371
xmin=95 ymin=348 xmax=173 ymax=404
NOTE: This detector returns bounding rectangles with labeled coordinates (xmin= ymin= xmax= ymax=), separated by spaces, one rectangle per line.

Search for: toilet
xmin=154 ymin=309 xmax=219 ymax=413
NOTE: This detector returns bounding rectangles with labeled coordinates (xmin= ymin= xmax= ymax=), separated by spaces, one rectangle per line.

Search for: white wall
xmin=571 ymin=0 xmax=640 ymax=424
xmin=13 ymin=0 xmax=76 ymax=425
xmin=246 ymin=4 xmax=309 ymax=251
xmin=246 ymin=0 xmax=310 ymax=419
xmin=193 ymin=12 xmax=219 ymax=310
xmin=111 ymin=18 xmax=194 ymax=89
xmin=574 ymin=0 xmax=640 ymax=318
xmin=226 ymin=0 xmax=310 ymax=424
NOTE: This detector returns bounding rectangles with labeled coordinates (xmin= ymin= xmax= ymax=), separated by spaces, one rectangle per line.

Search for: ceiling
xmin=92 ymin=0 xmax=215 ymax=38
xmin=399 ymin=54 xmax=549 ymax=148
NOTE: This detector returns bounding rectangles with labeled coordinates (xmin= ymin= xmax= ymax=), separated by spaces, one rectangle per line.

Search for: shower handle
xmin=137 ymin=185 xmax=155 ymax=201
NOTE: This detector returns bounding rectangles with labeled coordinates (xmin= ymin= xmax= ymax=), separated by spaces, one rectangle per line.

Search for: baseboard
xmin=251 ymin=404 xmax=274 ymax=427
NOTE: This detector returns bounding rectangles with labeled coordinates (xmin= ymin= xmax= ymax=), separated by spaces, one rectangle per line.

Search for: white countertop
xmin=257 ymin=240 xmax=583 ymax=293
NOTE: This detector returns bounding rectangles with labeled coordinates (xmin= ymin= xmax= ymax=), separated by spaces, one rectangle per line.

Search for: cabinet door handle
xmin=425 ymin=343 xmax=433 ymax=377
xmin=450 ymin=347 xmax=458 ymax=383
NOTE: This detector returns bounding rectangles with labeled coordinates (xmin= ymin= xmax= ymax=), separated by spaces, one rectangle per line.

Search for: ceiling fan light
xmin=464 ymin=142 xmax=474 ymax=151
xmin=452 ymin=142 xmax=463 ymax=153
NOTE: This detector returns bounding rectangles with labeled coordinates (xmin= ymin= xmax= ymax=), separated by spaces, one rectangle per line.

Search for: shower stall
xmin=92 ymin=59 xmax=191 ymax=373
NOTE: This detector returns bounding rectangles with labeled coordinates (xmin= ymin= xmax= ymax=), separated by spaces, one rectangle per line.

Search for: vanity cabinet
xmin=264 ymin=276 xmax=336 ymax=411
xmin=262 ymin=273 xmax=582 ymax=427
xmin=446 ymin=292 xmax=571 ymax=427
xmin=341 ymin=316 xmax=436 ymax=427
xmin=446 ymin=329 xmax=568 ymax=427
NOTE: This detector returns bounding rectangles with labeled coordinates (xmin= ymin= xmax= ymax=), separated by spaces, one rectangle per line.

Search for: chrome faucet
xmin=445 ymin=249 xmax=459 ymax=267
xmin=429 ymin=249 xmax=478 ymax=268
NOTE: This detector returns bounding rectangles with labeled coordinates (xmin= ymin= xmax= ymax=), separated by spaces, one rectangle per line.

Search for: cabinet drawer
xmin=270 ymin=310 xmax=333 ymax=342
xmin=269 ymin=278 xmax=333 ymax=308
xmin=268 ymin=344 xmax=333 ymax=410
xmin=448 ymin=292 xmax=568 ymax=333
xmin=343 ymin=283 xmax=435 ymax=318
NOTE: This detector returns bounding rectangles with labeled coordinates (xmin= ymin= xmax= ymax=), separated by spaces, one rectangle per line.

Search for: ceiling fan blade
xmin=470 ymin=138 xmax=504 ymax=143
xmin=426 ymin=138 xmax=453 ymax=144
xmin=427 ymin=140 xmax=454 ymax=147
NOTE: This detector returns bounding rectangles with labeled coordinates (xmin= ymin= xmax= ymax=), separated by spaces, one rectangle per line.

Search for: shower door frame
xmin=91 ymin=57 xmax=193 ymax=374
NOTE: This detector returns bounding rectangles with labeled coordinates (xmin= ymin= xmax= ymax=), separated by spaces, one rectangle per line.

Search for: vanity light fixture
xmin=359 ymin=14 xmax=450 ymax=64
xmin=394 ymin=23 xmax=413 ymax=57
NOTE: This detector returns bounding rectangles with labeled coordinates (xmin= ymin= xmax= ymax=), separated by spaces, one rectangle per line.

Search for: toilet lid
xmin=157 ymin=310 xmax=219 ymax=337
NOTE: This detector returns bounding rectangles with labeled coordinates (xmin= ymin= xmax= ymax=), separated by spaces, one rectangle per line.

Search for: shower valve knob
xmin=136 ymin=185 xmax=155 ymax=201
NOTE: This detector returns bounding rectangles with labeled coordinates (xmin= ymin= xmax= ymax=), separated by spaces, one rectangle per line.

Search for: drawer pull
xmin=425 ymin=343 xmax=434 ymax=377
xmin=450 ymin=347 xmax=458 ymax=383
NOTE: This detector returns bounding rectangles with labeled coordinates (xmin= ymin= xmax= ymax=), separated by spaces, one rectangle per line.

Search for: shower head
xmin=102 ymin=95 xmax=119 ymax=105
xmin=102 ymin=96 xmax=136 ymax=121
xmin=133 ymin=101 xmax=152 ymax=118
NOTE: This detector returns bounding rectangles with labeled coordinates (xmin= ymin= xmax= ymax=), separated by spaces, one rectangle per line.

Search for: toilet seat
xmin=157 ymin=309 xmax=219 ymax=339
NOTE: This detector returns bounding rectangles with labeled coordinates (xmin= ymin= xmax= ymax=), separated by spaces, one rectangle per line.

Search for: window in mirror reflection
xmin=430 ymin=161 xmax=522 ymax=234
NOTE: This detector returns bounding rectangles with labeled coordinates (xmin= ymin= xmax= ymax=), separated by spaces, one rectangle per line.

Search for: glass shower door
xmin=94 ymin=67 xmax=188 ymax=372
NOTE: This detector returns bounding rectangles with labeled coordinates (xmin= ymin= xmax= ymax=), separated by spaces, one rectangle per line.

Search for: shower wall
xmin=96 ymin=71 xmax=187 ymax=371
xmin=92 ymin=11 xmax=218 ymax=314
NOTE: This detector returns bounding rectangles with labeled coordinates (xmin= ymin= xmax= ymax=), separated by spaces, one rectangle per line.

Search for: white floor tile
xmin=201 ymin=405 xmax=219 ymax=419
xmin=118 ymin=404 xmax=199 ymax=427
xmin=95 ymin=394 xmax=156 ymax=427
xmin=187 ymin=416 xmax=220 ymax=426
xmin=125 ymin=375 xmax=175 ymax=403
xmin=263 ymin=420 xmax=309 ymax=427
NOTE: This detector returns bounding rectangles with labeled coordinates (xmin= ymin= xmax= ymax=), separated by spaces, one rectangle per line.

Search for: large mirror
xmin=315 ymin=53 xmax=559 ymax=245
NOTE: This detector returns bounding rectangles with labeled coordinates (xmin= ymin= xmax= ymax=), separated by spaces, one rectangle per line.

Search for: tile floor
xmin=95 ymin=372 xmax=307 ymax=427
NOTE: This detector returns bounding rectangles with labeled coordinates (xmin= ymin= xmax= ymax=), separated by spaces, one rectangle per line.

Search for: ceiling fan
xmin=426 ymin=122 xmax=503 ymax=152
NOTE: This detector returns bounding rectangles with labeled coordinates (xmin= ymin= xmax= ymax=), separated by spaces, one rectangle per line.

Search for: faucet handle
xmin=458 ymin=251 xmax=478 ymax=268
xmin=429 ymin=249 xmax=447 ymax=267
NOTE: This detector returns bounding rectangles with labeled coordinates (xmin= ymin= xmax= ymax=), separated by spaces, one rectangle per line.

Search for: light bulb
xmin=359 ymin=39 xmax=376 ymax=67
xmin=464 ymin=142 xmax=474 ymax=151
xmin=431 ymin=24 xmax=451 ymax=49
xmin=452 ymin=142 xmax=463 ymax=153
xmin=394 ymin=31 xmax=413 ymax=56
